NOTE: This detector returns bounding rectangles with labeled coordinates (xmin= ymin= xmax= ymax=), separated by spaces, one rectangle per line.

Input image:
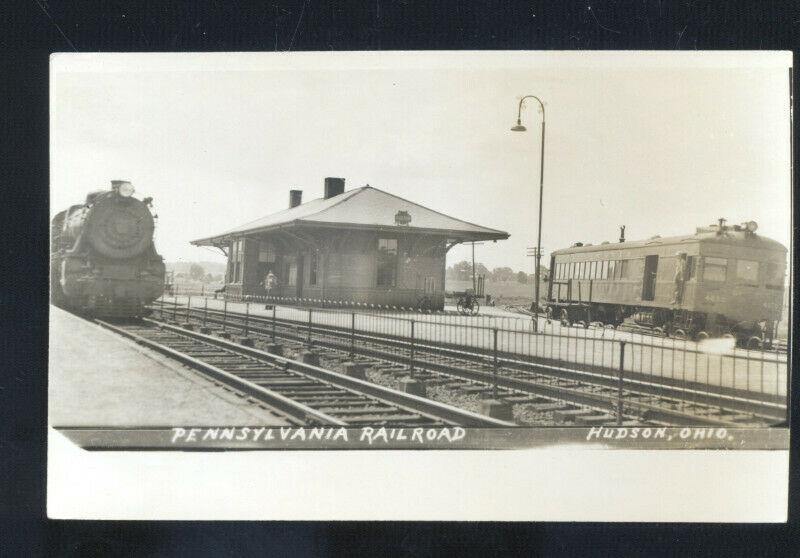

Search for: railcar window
xmin=377 ymin=238 xmax=398 ymax=287
xmin=735 ymin=259 xmax=758 ymax=285
xmin=608 ymin=260 xmax=616 ymax=279
xmin=766 ymin=261 xmax=785 ymax=289
xmin=568 ymin=262 xmax=574 ymax=278
xmin=600 ymin=260 xmax=608 ymax=279
xmin=702 ymin=257 xmax=727 ymax=282
xmin=590 ymin=261 xmax=597 ymax=278
xmin=619 ymin=260 xmax=629 ymax=279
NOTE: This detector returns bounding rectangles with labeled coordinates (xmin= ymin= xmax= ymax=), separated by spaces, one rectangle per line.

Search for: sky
xmin=51 ymin=52 xmax=792 ymax=272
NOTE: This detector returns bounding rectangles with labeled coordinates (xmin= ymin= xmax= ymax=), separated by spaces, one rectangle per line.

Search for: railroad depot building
xmin=191 ymin=178 xmax=509 ymax=309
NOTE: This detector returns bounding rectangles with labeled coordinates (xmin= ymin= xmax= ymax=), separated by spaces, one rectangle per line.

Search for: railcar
xmin=50 ymin=180 xmax=165 ymax=317
xmin=546 ymin=220 xmax=787 ymax=347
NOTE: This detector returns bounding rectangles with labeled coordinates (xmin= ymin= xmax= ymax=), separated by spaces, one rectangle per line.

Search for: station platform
xmin=48 ymin=306 xmax=290 ymax=427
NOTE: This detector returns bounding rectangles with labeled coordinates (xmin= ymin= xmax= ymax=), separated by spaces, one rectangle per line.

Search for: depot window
xmin=702 ymin=257 xmax=728 ymax=282
xmin=231 ymin=239 xmax=244 ymax=283
xmin=309 ymin=253 xmax=318 ymax=286
xmin=735 ymin=259 xmax=759 ymax=285
xmin=377 ymin=238 xmax=398 ymax=287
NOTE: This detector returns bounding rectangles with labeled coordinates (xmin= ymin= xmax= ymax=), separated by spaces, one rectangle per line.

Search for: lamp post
xmin=511 ymin=95 xmax=546 ymax=317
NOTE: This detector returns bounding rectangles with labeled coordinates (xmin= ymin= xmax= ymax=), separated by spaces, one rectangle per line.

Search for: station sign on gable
xmin=395 ymin=210 xmax=412 ymax=226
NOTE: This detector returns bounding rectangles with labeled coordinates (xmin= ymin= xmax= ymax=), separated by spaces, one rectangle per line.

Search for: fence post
xmin=244 ymin=302 xmax=250 ymax=336
xmin=201 ymin=284 xmax=205 ymax=297
xmin=307 ymin=308 xmax=313 ymax=346
xmin=222 ymin=298 xmax=227 ymax=332
xmin=350 ymin=312 xmax=356 ymax=357
xmin=617 ymin=341 xmax=626 ymax=425
xmin=203 ymin=297 xmax=208 ymax=327
xmin=187 ymin=295 xmax=192 ymax=323
xmin=493 ymin=328 xmax=499 ymax=399
xmin=272 ymin=304 xmax=277 ymax=342
xmin=172 ymin=295 xmax=177 ymax=322
xmin=160 ymin=294 xmax=164 ymax=319
xmin=410 ymin=319 xmax=415 ymax=372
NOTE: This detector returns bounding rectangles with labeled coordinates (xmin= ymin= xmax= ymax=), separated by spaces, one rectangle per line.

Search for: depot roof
xmin=191 ymin=185 xmax=509 ymax=246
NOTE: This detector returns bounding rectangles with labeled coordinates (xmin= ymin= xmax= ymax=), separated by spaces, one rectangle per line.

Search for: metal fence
xmin=156 ymin=288 xmax=789 ymax=415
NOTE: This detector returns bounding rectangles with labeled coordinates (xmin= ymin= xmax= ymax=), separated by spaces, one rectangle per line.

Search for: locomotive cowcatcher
xmin=546 ymin=219 xmax=786 ymax=348
xmin=50 ymin=180 xmax=165 ymax=317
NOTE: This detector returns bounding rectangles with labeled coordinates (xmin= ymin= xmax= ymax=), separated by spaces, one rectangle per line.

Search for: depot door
xmin=642 ymin=255 xmax=658 ymax=301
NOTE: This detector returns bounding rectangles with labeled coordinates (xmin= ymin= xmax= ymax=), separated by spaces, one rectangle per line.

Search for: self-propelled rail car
xmin=546 ymin=220 xmax=787 ymax=347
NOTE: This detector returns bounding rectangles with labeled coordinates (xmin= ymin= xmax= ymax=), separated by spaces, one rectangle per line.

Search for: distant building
xmin=191 ymin=178 xmax=509 ymax=309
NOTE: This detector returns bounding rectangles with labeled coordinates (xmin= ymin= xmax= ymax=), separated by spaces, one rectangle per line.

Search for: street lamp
xmin=511 ymin=95 xmax=546 ymax=316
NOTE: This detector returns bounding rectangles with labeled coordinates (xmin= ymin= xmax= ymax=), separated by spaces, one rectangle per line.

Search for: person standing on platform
xmin=264 ymin=270 xmax=278 ymax=309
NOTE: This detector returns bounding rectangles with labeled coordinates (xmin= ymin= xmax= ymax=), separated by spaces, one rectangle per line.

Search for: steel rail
xmin=145 ymin=319 xmax=515 ymax=427
xmin=96 ymin=319 xmax=345 ymax=426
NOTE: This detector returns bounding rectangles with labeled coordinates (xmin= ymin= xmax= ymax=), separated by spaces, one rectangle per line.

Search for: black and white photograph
xmin=47 ymin=51 xmax=791 ymax=521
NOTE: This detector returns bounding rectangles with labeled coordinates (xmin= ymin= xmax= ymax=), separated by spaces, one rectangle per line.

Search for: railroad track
xmin=95 ymin=318 xmax=513 ymax=428
xmin=151 ymin=302 xmax=786 ymax=427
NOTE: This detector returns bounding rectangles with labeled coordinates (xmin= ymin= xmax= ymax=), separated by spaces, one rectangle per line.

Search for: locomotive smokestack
xmin=289 ymin=189 xmax=303 ymax=208
xmin=324 ymin=177 xmax=345 ymax=199
xmin=619 ymin=225 xmax=626 ymax=243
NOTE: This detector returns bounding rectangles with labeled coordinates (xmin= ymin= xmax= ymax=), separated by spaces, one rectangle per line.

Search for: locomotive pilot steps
xmin=546 ymin=220 xmax=787 ymax=348
xmin=50 ymin=180 xmax=165 ymax=317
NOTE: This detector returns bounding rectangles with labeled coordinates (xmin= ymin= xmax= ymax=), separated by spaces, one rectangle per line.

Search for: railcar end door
xmin=642 ymin=255 xmax=658 ymax=301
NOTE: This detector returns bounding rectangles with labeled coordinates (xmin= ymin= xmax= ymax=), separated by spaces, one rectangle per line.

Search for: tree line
xmin=446 ymin=260 xmax=550 ymax=284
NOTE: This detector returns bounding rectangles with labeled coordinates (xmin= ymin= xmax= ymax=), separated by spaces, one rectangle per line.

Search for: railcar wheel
xmin=560 ymin=309 xmax=571 ymax=327
xmin=673 ymin=329 xmax=687 ymax=340
xmin=746 ymin=336 xmax=762 ymax=350
xmin=653 ymin=326 xmax=665 ymax=337
xmin=696 ymin=331 xmax=710 ymax=341
xmin=576 ymin=320 xmax=588 ymax=329
xmin=470 ymin=301 xmax=480 ymax=316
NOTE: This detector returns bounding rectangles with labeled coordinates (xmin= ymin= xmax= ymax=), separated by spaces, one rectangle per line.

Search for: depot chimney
xmin=289 ymin=189 xmax=303 ymax=208
xmin=324 ymin=177 xmax=345 ymax=199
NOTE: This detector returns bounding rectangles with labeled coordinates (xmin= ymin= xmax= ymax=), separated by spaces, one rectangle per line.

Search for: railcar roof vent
xmin=601 ymin=241 xmax=610 ymax=244
xmin=572 ymin=242 xmax=583 ymax=247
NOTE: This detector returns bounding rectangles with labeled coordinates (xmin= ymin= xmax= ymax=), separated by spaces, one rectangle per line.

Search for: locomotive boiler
xmin=546 ymin=219 xmax=787 ymax=348
xmin=50 ymin=180 xmax=165 ymax=317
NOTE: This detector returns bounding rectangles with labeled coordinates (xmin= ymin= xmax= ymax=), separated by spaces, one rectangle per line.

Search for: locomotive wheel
xmin=653 ymin=326 xmax=665 ymax=337
xmin=560 ymin=309 xmax=571 ymax=327
xmin=576 ymin=320 xmax=588 ymax=329
xmin=672 ymin=329 xmax=687 ymax=340
xmin=746 ymin=336 xmax=762 ymax=350
xmin=470 ymin=301 xmax=480 ymax=316
xmin=696 ymin=331 xmax=710 ymax=341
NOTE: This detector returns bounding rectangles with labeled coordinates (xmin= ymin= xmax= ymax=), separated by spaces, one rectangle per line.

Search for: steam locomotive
xmin=546 ymin=220 xmax=787 ymax=347
xmin=50 ymin=180 xmax=165 ymax=317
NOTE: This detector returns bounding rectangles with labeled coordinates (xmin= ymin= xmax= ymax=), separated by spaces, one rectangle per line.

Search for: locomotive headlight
xmin=745 ymin=221 xmax=758 ymax=232
xmin=118 ymin=182 xmax=135 ymax=197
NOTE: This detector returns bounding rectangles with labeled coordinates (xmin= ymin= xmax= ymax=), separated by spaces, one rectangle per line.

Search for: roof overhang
xmin=191 ymin=220 xmax=509 ymax=247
